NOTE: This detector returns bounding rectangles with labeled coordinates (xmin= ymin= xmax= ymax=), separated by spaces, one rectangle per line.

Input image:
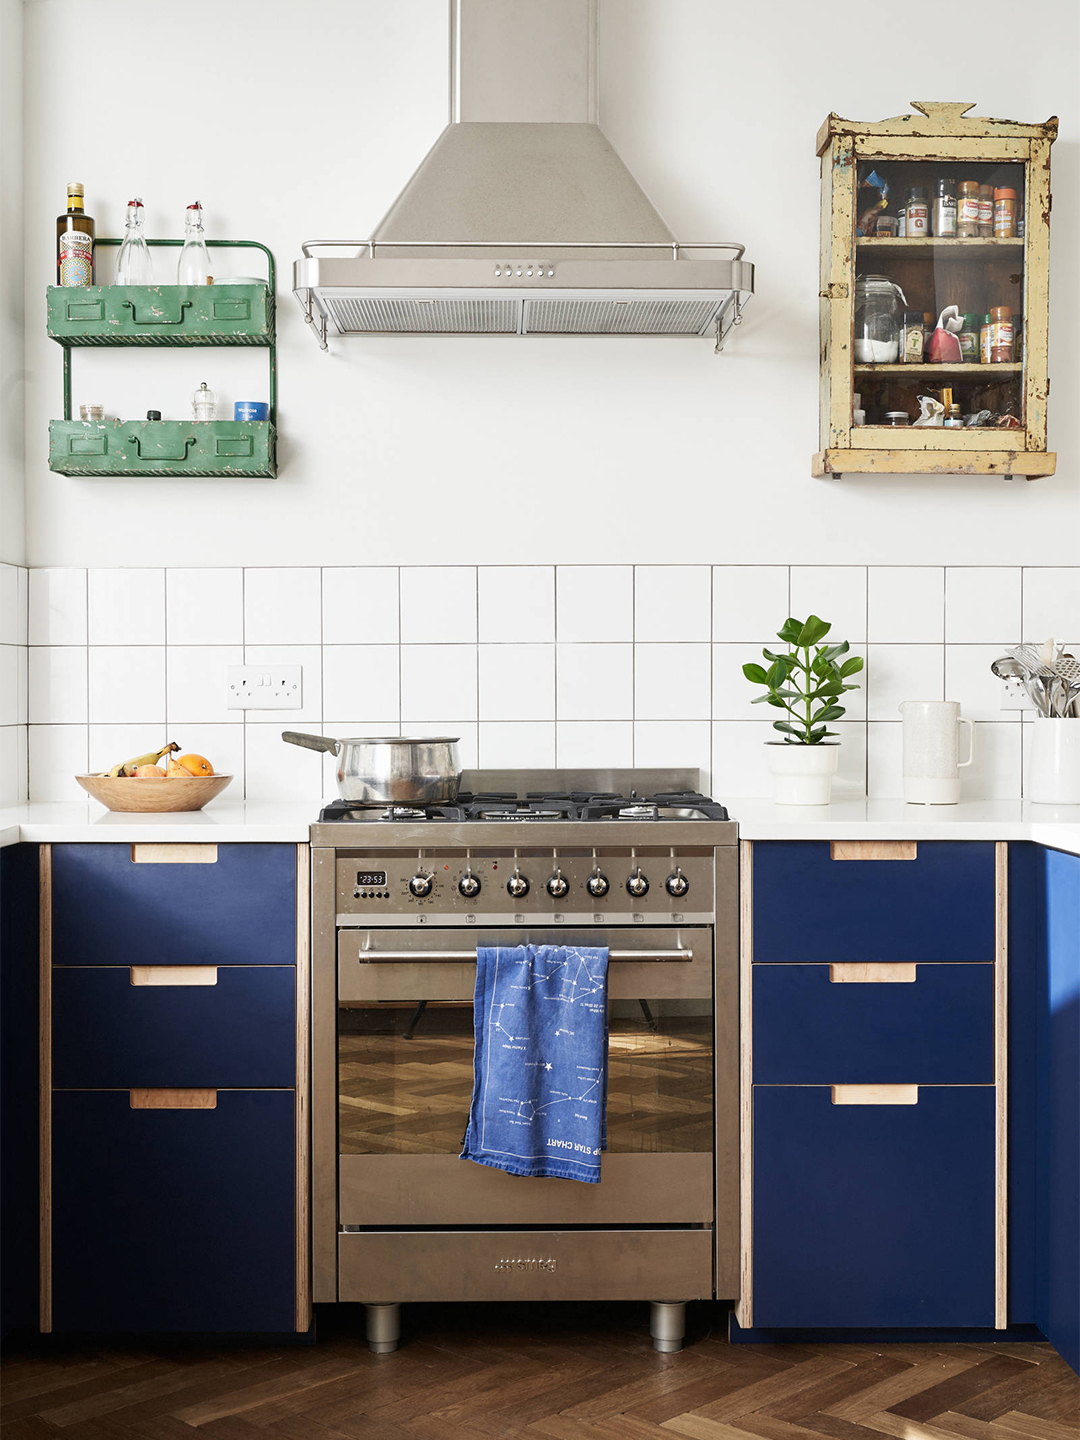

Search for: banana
xmin=107 ymin=742 xmax=180 ymax=778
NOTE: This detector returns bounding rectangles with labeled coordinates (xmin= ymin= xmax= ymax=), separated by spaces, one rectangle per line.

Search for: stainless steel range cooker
xmin=310 ymin=769 xmax=738 ymax=1354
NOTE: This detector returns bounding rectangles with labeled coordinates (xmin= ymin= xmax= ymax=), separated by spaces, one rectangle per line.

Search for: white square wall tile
xmin=29 ymin=725 xmax=88 ymax=801
xmin=946 ymin=645 xmax=1020 ymax=723
xmin=89 ymin=648 xmax=165 ymax=724
xmin=322 ymin=568 xmax=399 ymax=645
xmin=962 ymin=722 xmax=1022 ymax=800
xmin=710 ymin=721 xmax=777 ymax=798
xmin=245 ymin=722 xmax=325 ymax=802
xmin=556 ymin=566 xmax=633 ymax=642
xmin=868 ymin=568 xmax=944 ymax=643
xmin=633 ymin=721 xmax=711 ymax=788
xmin=0 ymin=646 xmax=18 ymax=726
xmin=479 ymin=722 xmax=557 ymax=768
xmin=867 ymin=722 xmax=904 ymax=799
xmin=556 ymin=721 xmax=633 ymax=767
xmin=945 ymin=568 xmax=1021 ymax=643
xmin=1023 ymin=567 xmax=1080 ymax=644
xmin=322 ymin=646 xmax=400 ymax=721
xmin=29 ymin=568 xmax=86 ymax=645
xmin=478 ymin=645 xmax=555 ymax=721
xmin=790 ymin=567 xmax=866 ymax=644
xmin=400 ymin=568 xmax=477 ymax=644
xmin=166 ymin=646 xmax=244 ymax=725
xmin=831 ymin=721 xmax=868 ymax=798
xmin=0 ymin=727 xmax=20 ymax=807
xmin=28 ymin=647 xmax=87 ymax=723
xmin=400 ymin=722 xmax=479 ymax=768
xmin=635 ymin=643 xmax=711 ymax=720
xmin=866 ymin=645 xmax=943 ymax=721
xmin=244 ymin=645 xmax=323 ymax=725
xmin=88 ymin=569 xmax=165 ymax=645
xmin=87 ymin=724 xmax=179 ymax=776
xmin=0 ymin=564 xmax=26 ymax=645
xmin=478 ymin=568 xmax=555 ymax=644
xmin=712 ymin=566 xmax=789 ymax=644
xmin=556 ymin=644 xmax=633 ymax=720
xmin=166 ymin=568 xmax=244 ymax=645
xmin=244 ymin=568 xmax=322 ymax=645
xmin=635 ymin=566 xmax=711 ymax=642
xmin=400 ymin=646 xmax=477 ymax=722
xmin=168 ymin=725 xmax=245 ymax=789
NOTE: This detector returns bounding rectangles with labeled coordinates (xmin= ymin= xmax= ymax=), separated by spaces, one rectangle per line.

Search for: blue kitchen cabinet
xmin=51 ymin=843 xmax=296 ymax=966
xmin=752 ymin=1085 xmax=996 ymax=1328
xmin=51 ymin=1090 xmax=296 ymax=1333
xmin=753 ymin=841 xmax=996 ymax=962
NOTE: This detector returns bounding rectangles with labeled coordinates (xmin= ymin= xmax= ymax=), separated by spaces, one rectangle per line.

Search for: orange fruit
xmin=175 ymin=753 xmax=214 ymax=776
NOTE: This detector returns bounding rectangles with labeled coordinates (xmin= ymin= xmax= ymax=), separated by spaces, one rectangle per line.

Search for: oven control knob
xmin=546 ymin=870 xmax=570 ymax=899
xmin=665 ymin=869 xmax=690 ymax=898
xmin=586 ymin=871 xmax=610 ymax=897
xmin=507 ymin=871 xmax=530 ymax=898
xmin=458 ymin=871 xmax=481 ymax=898
xmin=626 ymin=868 xmax=650 ymax=898
xmin=408 ymin=872 xmax=434 ymax=897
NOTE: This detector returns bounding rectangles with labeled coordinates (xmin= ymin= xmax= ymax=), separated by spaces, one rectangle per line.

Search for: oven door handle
xmin=355 ymin=949 xmax=694 ymax=963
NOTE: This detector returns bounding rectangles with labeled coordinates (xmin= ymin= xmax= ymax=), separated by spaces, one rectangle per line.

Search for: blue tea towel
xmin=460 ymin=944 xmax=609 ymax=1183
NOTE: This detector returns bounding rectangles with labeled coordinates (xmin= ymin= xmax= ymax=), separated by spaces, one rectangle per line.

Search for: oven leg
xmin=365 ymin=1302 xmax=401 ymax=1354
xmin=402 ymin=1000 xmax=427 ymax=1039
xmin=650 ymin=1300 xmax=686 ymax=1353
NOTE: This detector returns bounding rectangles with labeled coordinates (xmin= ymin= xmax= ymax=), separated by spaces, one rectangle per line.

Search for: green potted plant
xmin=743 ymin=614 xmax=864 ymax=805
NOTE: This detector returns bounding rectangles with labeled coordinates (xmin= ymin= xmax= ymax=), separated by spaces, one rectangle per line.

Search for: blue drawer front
xmin=753 ymin=964 xmax=993 ymax=1084
xmin=52 ymin=967 xmax=295 ymax=1088
xmin=51 ymin=1089 xmax=295 ymax=1332
xmin=753 ymin=841 xmax=996 ymax=962
xmin=51 ymin=843 xmax=296 ymax=967
xmin=753 ymin=1085 xmax=995 ymax=1328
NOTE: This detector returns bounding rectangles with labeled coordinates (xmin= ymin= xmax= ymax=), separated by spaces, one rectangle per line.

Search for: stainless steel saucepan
xmin=281 ymin=732 xmax=461 ymax=805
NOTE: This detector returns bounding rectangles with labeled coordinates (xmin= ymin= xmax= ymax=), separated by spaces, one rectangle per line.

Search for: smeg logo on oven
xmin=493 ymin=1257 xmax=557 ymax=1273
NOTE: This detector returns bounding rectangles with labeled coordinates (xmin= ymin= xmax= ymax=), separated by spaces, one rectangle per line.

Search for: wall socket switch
xmin=999 ymin=676 xmax=1035 ymax=712
xmin=227 ymin=665 xmax=303 ymax=710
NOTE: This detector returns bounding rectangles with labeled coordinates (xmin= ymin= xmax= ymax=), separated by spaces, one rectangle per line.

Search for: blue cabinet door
xmin=753 ymin=1085 xmax=995 ymax=1328
xmin=51 ymin=1090 xmax=296 ymax=1333
xmin=753 ymin=964 xmax=993 ymax=1085
xmin=753 ymin=841 xmax=995 ymax=962
xmin=51 ymin=844 xmax=296 ymax=967
xmin=52 ymin=967 xmax=296 ymax=1089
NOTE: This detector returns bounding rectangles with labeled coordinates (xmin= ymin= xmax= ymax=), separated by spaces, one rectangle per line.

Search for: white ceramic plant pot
xmin=767 ymin=743 xmax=840 ymax=806
xmin=1028 ymin=718 xmax=1080 ymax=804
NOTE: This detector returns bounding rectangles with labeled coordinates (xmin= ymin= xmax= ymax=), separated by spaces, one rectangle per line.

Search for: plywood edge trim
xmin=295 ymin=843 xmax=312 ymax=1332
xmin=736 ymin=840 xmax=753 ymax=1328
xmin=995 ymin=840 xmax=1008 ymax=1328
xmin=39 ymin=845 xmax=52 ymax=1334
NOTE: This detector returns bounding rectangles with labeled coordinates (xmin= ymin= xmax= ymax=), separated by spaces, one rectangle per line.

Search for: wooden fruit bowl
xmin=76 ymin=774 xmax=233 ymax=813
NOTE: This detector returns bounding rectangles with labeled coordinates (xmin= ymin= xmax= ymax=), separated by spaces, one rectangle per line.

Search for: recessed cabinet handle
xmin=831 ymin=1085 xmax=918 ymax=1106
xmin=130 ymin=844 xmax=218 ymax=864
xmin=129 ymin=1089 xmax=217 ymax=1109
xmin=829 ymin=841 xmax=917 ymax=861
xmin=829 ymin=963 xmax=917 ymax=983
xmin=130 ymin=966 xmax=218 ymax=987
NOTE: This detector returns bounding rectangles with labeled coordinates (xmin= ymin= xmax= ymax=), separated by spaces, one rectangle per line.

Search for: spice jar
xmin=1016 ymin=197 xmax=1025 ymax=239
xmin=944 ymin=404 xmax=964 ymax=428
xmin=897 ymin=204 xmax=907 ymax=237
xmin=978 ymin=184 xmax=995 ymax=237
xmin=884 ymin=412 xmax=911 ymax=427
xmin=1013 ymin=313 xmax=1023 ymax=365
xmin=994 ymin=188 xmax=1018 ymax=239
xmin=959 ymin=312 xmax=980 ymax=362
xmin=979 ymin=313 xmax=993 ymax=364
xmin=933 ymin=178 xmax=958 ymax=238
xmin=957 ymin=181 xmax=981 ymax=238
xmin=989 ymin=305 xmax=1014 ymax=363
xmin=875 ymin=215 xmax=898 ymax=238
xmin=906 ymin=186 xmax=929 ymax=238
xmin=901 ymin=310 xmax=925 ymax=363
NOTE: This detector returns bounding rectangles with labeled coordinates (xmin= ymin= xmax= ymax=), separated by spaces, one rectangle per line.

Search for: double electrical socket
xmin=227 ymin=665 xmax=303 ymax=710
xmin=999 ymin=676 xmax=1035 ymax=712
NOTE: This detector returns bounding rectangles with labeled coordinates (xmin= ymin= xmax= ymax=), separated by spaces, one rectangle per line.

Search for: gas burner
xmin=318 ymin=786 xmax=728 ymax=823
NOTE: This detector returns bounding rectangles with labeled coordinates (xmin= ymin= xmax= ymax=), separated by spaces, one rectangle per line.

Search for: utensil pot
xmin=1028 ymin=719 xmax=1080 ymax=804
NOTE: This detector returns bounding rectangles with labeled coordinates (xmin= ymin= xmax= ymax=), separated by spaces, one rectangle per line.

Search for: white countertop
xmin=2 ymin=798 xmax=1079 ymax=856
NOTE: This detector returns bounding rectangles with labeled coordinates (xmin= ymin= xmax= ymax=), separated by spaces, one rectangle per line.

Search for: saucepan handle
xmin=281 ymin=731 xmax=340 ymax=756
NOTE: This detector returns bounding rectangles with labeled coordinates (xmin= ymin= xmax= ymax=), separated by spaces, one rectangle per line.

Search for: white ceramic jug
xmin=899 ymin=700 xmax=974 ymax=805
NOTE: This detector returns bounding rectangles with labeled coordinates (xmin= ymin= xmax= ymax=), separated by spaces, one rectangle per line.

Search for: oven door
xmin=336 ymin=927 xmax=715 ymax=1228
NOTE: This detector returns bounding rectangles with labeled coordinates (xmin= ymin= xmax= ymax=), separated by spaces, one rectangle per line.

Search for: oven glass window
xmin=338 ymin=1001 xmax=712 ymax=1155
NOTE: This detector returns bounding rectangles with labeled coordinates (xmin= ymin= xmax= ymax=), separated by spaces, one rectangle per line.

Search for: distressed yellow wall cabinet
xmin=813 ymin=101 xmax=1057 ymax=480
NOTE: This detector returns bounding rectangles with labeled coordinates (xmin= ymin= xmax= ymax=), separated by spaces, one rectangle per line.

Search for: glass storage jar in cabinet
xmin=813 ymin=101 xmax=1057 ymax=480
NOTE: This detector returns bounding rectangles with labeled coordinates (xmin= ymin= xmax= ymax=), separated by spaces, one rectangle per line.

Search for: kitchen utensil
xmin=1028 ymin=719 xmax=1080 ymax=804
xmin=899 ymin=700 xmax=974 ymax=805
xmin=76 ymin=773 xmax=233 ymax=812
xmin=282 ymin=733 xmax=461 ymax=805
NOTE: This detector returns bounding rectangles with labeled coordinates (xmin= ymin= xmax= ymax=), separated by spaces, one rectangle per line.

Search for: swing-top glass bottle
xmin=177 ymin=201 xmax=212 ymax=285
xmin=115 ymin=198 xmax=152 ymax=285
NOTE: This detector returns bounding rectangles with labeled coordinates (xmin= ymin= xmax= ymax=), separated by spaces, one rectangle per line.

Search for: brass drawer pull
xmin=830 ymin=841 xmax=917 ymax=861
xmin=129 ymin=966 xmax=218 ymax=987
xmin=129 ymin=1089 xmax=217 ymax=1109
xmin=829 ymin=963 xmax=917 ymax=983
xmin=130 ymin=844 xmax=218 ymax=864
xmin=831 ymin=1084 xmax=918 ymax=1106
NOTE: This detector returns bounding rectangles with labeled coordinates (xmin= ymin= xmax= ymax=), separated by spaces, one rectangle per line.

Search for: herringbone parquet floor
xmin=2 ymin=1303 xmax=1076 ymax=1440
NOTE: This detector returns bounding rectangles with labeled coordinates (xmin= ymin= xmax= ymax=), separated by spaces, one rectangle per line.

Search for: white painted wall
xmin=19 ymin=0 xmax=1080 ymax=571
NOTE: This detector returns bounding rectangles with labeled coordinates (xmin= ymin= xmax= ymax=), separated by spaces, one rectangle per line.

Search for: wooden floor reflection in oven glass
xmin=338 ymin=1005 xmax=713 ymax=1155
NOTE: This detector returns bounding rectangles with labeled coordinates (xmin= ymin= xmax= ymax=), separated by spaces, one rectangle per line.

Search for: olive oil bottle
xmin=56 ymin=183 xmax=95 ymax=286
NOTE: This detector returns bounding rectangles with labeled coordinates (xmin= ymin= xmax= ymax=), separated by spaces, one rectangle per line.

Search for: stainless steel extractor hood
xmin=294 ymin=0 xmax=753 ymax=347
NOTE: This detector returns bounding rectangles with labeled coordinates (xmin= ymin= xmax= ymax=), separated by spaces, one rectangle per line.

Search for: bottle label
xmin=935 ymin=198 xmax=957 ymax=237
xmin=59 ymin=230 xmax=93 ymax=287
xmin=990 ymin=322 xmax=1014 ymax=355
xmin=994 ymin=201 xmax=1014 ymax=236
xmin=907 ymin=203 xmax=928 ymax=236
xmin=959 ymin=198 xmax=981 ymax=225
xmin=959 ymin=331 xmax=979 ymax=361
xmin=979 ymin=197 xmax=994 ymax=224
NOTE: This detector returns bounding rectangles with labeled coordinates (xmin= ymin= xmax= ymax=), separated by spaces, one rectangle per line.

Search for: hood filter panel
xmin=523 ymin=297 xmax=720 ymax=336
xmin=328 ymin=296 xmax=519 ymax=335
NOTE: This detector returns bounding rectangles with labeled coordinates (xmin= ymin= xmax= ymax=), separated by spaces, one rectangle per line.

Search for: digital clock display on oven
xmin=355 ymin=871 xmax=387 ymax=887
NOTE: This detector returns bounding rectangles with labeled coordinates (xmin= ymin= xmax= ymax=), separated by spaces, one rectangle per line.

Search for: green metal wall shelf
xmin=48 ymin=238 xmax=277 ymax=478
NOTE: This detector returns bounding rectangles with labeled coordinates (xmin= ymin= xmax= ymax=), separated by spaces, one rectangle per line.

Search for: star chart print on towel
xmin=460 ymin=944 xmax=610 ymax=1183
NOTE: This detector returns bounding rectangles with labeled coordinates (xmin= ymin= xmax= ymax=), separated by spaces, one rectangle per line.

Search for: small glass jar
xmin=979 ymin=313 xmax=993 ymax=364
xmin=853 ymin=275 xmax=906 ymax=363
xmin=978 ymin=184 xmax=995 ymax=237
xmin=901 ymin=310 xmax=924 ymax=363
xmin=944 ymin=404 xmax=964 ymax=428
xmin=994 ymin=188 xmax=1018 ymax=239
xmin=933 ymin=178 xmax=958 ymax=238
xmin=989 ymin=305 xmax=1014 ymax=363
xmin=79 ymin=403 xmax=104 ymax=423
xmin=959 ymin=313 xmax=980 ymax=362
xmin=957 ymin=181 xmax=981 ymax=238
xmin=906 ymin=187 xmax=929 ymax=237
xmin=884 ymin=411 xmax=911 ymax=427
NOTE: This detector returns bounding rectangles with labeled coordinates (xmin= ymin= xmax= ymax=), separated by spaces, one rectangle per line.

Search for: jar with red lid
xmin=994 ymin=188 xmax=1018 ymax=239
xmin=989 ymin=305 xmax=1014 ymax=363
